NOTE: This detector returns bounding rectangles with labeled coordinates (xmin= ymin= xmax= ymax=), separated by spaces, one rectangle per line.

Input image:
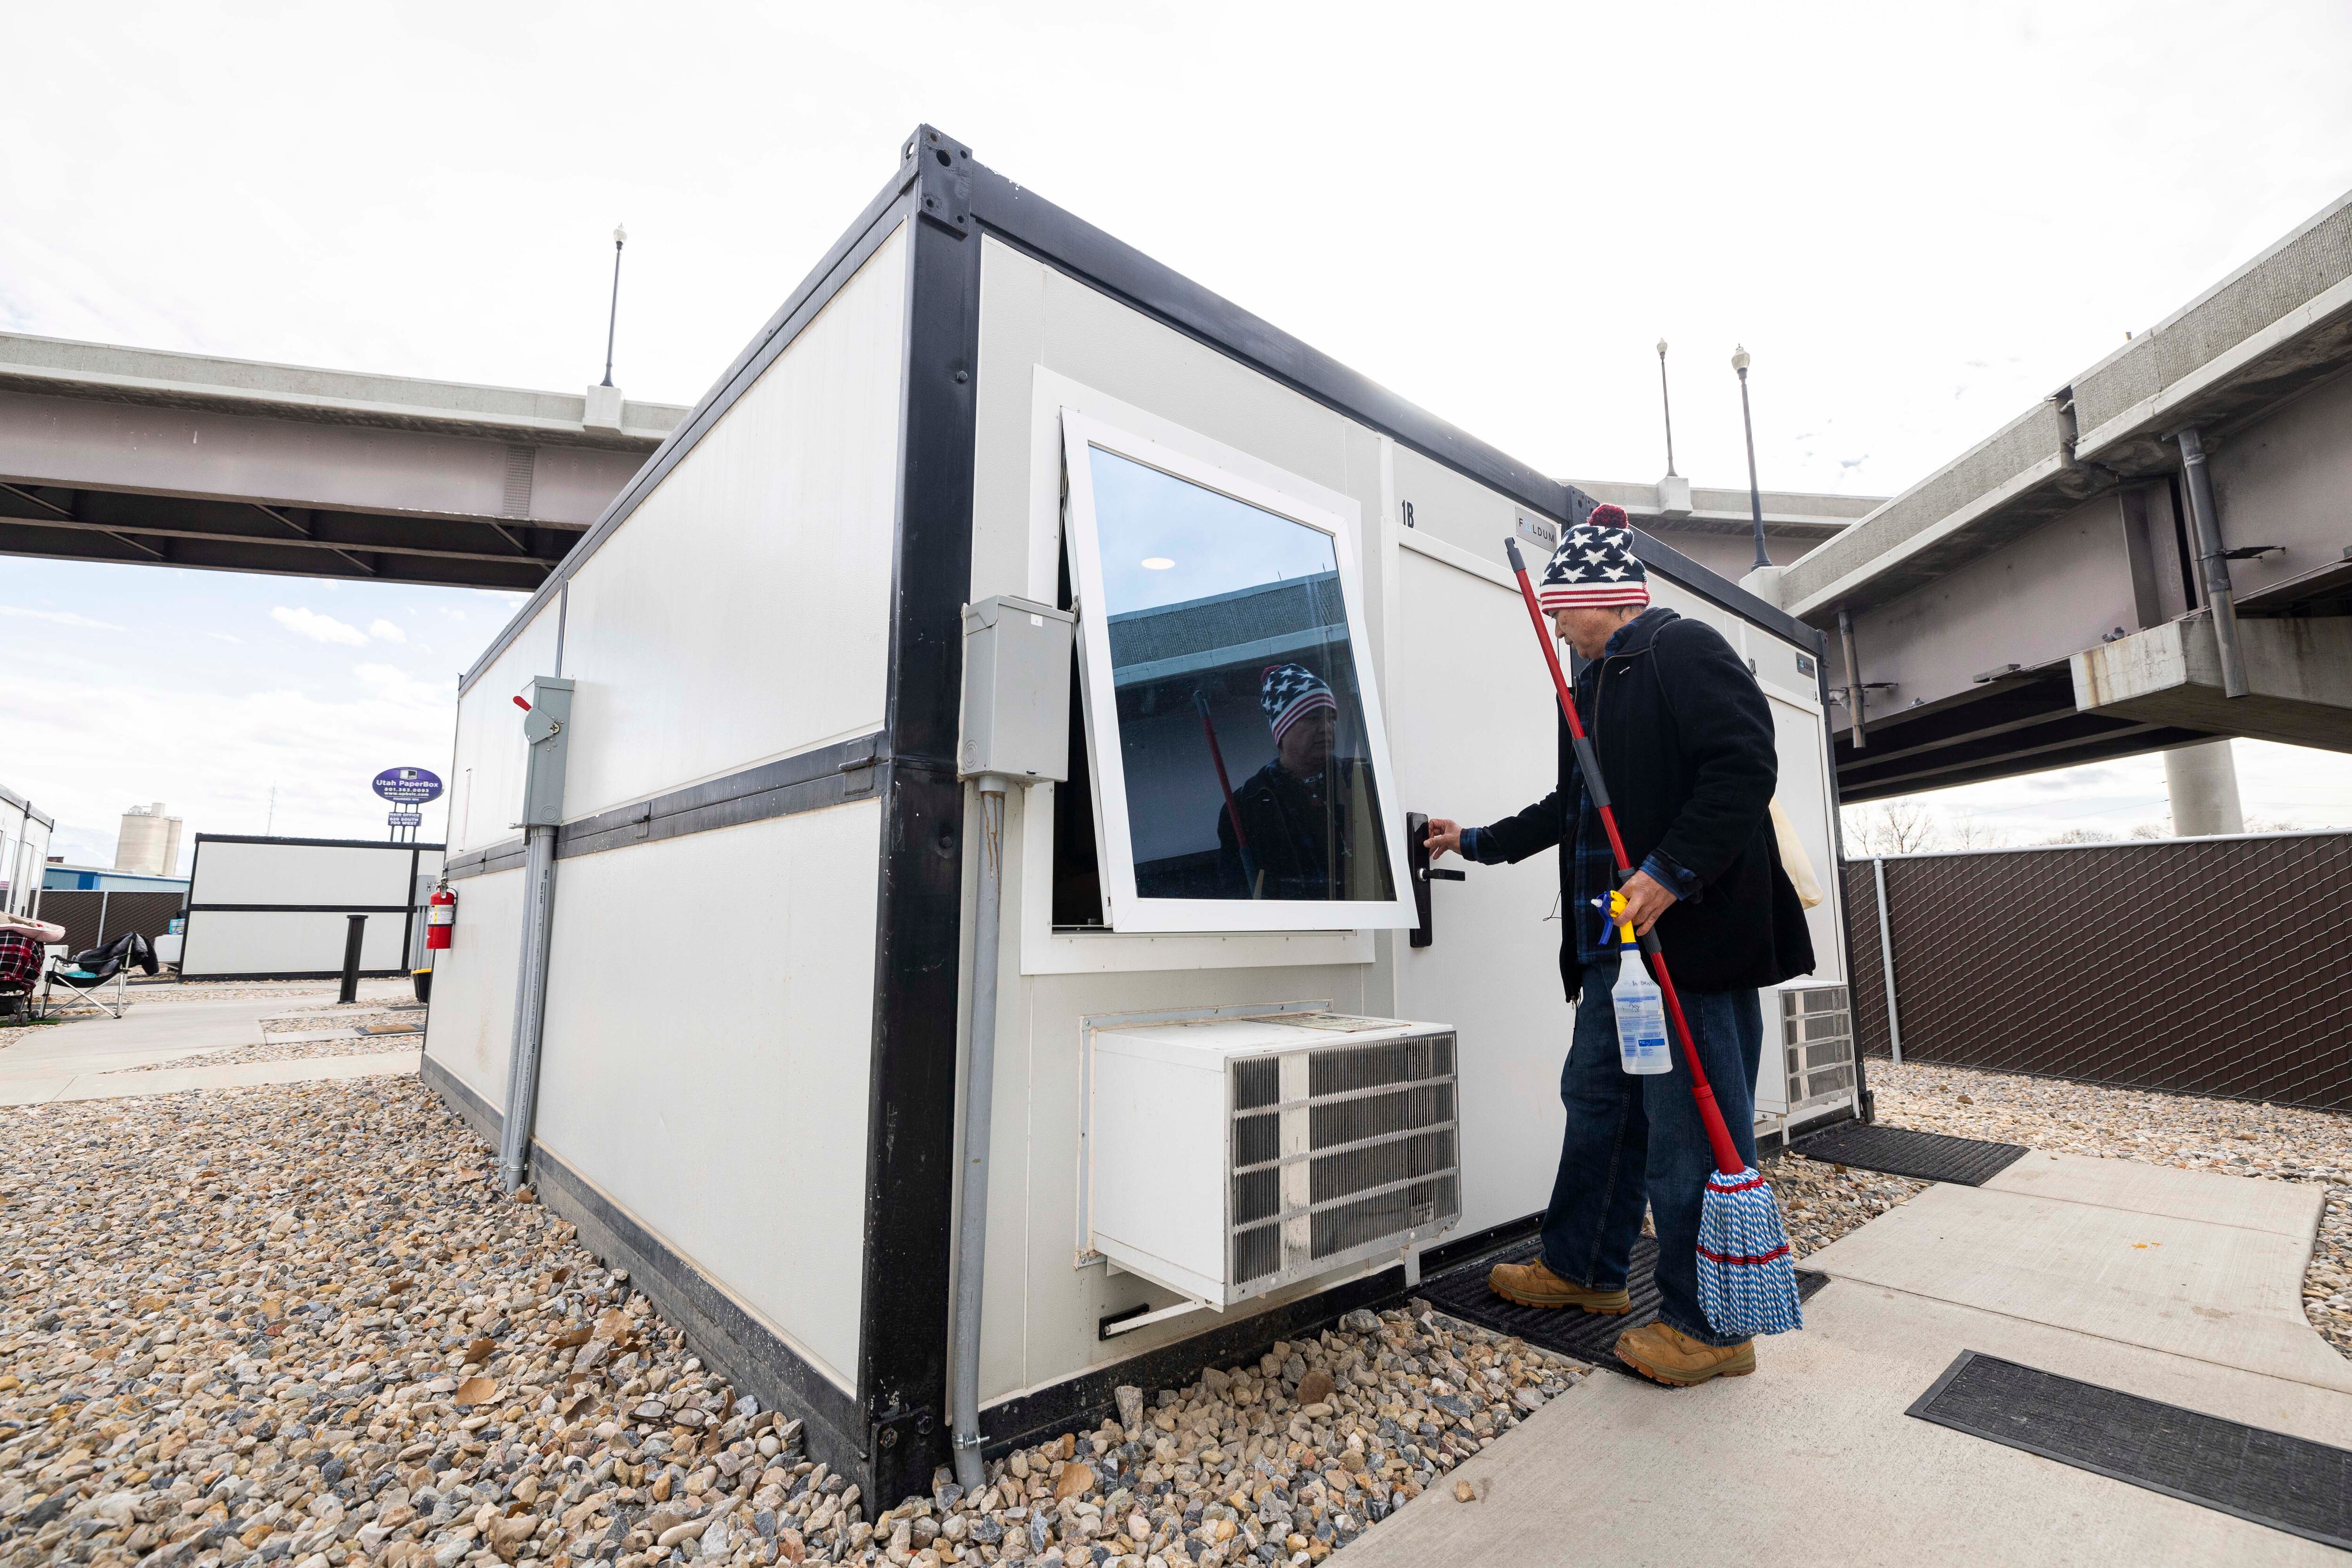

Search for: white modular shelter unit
xmin=180 ymin=834 xmax=444 ymax=979
xmin=0 ymin=783 xmax=52 ymax=917
xmin=421 ymin=126 xmax=1859 ymax=1509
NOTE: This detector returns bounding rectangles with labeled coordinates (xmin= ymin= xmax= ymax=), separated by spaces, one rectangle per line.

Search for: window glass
xmin=1086 ymin=445 xmax=1397 ymax=905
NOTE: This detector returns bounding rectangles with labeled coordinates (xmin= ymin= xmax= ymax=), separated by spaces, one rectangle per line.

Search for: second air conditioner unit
xmin=1087 ymin=1010 xmax=1462 ymax=1308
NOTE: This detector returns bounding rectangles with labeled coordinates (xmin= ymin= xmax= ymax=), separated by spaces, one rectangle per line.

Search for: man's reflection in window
xmin=1214 ymin=662 xmax=1382 ymax=900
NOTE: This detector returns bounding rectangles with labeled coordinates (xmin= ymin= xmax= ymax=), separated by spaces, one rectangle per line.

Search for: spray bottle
xmin=1605 ymin=889 xmax=1672 ymax=1075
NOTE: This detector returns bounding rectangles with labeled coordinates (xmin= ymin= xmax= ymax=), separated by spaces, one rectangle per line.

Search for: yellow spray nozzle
xmin=1606 ymin=889 xmax=1637 ymax=945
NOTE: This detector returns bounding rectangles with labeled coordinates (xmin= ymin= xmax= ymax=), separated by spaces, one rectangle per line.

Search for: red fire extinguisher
xmin=425 ymin=882 xmax=457 ymax=950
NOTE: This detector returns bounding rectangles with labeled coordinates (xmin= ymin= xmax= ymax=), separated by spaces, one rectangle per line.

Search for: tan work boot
xmin=1486 ymin=1257 xmax=1631 ymax=1314
xmin=1613 ymin=1321 xmax=1756 ymax=1385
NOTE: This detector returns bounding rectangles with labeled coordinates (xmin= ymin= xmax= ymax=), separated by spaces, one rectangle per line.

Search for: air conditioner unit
xmin=1088 ymin=1011 xmax=1462 ymax=1309
xmin=1782 ymin=984 xmax=1856 ymax=1115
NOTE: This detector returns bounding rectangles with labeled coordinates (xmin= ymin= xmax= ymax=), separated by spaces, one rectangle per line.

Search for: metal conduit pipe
xmin=2173 ymin=427 xmax=2249 ymax=699
xmin=499 ymin=822 xmax=559 ymax=1192
xmin=1871 ymin=856 xmax=1903 ymax=1065
xmin=1837 ymin=607 xmax=1867 ymax=749
xmin=950 ymin=776 xmax=1009 ymax=1491
xmin=500 ymin=674 xmax=573 ymax=1194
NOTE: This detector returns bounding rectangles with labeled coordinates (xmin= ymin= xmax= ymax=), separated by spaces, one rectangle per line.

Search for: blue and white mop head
xmin=1696 ymin=1166 xmax=1804 ymax=1337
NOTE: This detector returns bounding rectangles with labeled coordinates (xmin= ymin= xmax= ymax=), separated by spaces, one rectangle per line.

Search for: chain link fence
xmin=1843 ymin=832 xmax=2352 ymax=1113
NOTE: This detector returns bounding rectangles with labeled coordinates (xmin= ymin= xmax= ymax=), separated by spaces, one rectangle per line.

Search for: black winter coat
xmin=1477 ymin=607 xmax=1815 ymax=1000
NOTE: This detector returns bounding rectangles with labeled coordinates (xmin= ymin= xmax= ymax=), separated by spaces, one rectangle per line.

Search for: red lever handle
xmin=512 ymin=695 xmax=532 ymax=712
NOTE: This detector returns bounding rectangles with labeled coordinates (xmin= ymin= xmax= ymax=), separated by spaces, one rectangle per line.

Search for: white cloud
xmin=0 ymin=667 xmax=457 ymax=855
xmin=367 ymin=618 xmax=407 ymax=643
xmin=2 ymin=605 xmax=123 ymax=631
xmin=209 ymin=632 xmax=246 ymax=644
xmin=271 ymin=605 xmax=369 ymax=645
xmin=353 ymin=662 xmax=448 ymax=708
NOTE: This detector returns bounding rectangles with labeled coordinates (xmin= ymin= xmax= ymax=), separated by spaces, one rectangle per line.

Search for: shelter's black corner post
xmin=858 ymin=127 xmax=980 ymax=1512
xmin=1814 ymin=628 xmax=1873 ymax=1124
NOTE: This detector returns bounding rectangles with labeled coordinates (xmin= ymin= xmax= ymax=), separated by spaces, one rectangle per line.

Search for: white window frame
xmin=1060 ymin=409 xmax=1416 ymax=934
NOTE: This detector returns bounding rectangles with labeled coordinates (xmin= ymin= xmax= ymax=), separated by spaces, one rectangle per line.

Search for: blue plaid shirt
xmin=1461 ymin=616 xmax=1698 ymax=966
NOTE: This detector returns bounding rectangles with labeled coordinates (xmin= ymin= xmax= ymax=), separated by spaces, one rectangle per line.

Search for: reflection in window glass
xmin=1088 ymin=446 xmax=1396 ymax=905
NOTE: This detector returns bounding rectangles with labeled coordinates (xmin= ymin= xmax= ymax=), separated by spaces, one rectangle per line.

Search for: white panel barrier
xmin=181 ymin=835 xmax=439 ymax=979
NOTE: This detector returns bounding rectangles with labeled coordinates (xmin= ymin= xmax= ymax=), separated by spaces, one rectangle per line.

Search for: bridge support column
xmin=2163 ymin=740 xmax=2244 ymax=837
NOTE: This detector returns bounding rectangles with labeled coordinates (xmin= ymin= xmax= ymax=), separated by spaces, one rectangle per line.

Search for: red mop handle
xmin=1195 ymin=693 xmax=1251 ymax=851
xmin=1505 ymin=540 xmax=1748 ymax=1178
xmin=1195 ymin=692 xmax=1263 ymax=897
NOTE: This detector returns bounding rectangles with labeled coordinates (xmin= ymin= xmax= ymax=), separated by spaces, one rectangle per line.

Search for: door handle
xmin=1405 ymin=812 xmax=1467 ymax=949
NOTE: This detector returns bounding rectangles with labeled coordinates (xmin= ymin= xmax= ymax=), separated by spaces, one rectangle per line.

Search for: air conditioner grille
xmin=1311 ymin=1176 xmax=1458 ymax=1259
xmin=1311 ymin=1128 xmax=1455 ymax=1204
xmin=1309 ymin=1034 xmax=1455 ymax=1096
xmin=1234 ymin=1112 xmax=1279 ymax=1166
xmin=1782 ymin=985 xmax=1855 ymax=1110
xmin=1234 ymin=1056 xmax=1280 ymax=1109
xmin=1308 ymin=1082 xmax=1454 ymax=1150
xmin=1232 ymin=1166 xmax=1280 ymax=1226
xmin=1221 ymin=1028 xmax=1462 ymax=1302
xmin=1232 ymin=1224 xmax=1281 ymax=1284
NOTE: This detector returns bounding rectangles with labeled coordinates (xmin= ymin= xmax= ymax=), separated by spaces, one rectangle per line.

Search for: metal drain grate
xmin=1791 ymin=1121 xmax=2026 ymax=1185
xmin=1417 ymin=1237 xmax=1828 ymax=1376
xmin=1909 ymin=1352 xmax=2352 ymax=1550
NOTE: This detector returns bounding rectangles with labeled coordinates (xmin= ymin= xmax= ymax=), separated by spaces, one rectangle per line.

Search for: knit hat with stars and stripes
xmin=1260 ymin=662 xmax=1338 ymax=744
xmin=1535 ymin=503 xmax=1649 ymax=612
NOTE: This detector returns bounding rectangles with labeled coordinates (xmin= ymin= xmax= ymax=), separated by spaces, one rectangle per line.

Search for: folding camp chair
xmin=40 ymin=932 xmax=156 ymax=1020
xmin=0 ymin=927 xmax=42 ymax=1021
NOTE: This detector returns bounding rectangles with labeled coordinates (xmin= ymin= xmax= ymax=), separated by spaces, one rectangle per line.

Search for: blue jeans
xmin=1540 ymin=955 xmax=1764 ymax=1346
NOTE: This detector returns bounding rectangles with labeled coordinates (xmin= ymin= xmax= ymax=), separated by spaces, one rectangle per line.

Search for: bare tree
xmin=1947 ymin=812 xmax=2007 ymax=851
xmin=1843 ymin=799 xmax=1943 ymax=857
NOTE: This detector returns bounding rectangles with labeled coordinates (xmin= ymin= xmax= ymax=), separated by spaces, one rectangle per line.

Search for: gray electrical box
xmin=960 ymin=596 xmax=1074 ymax=780
xmin=517 ymin=676 xmax=575 ymax=827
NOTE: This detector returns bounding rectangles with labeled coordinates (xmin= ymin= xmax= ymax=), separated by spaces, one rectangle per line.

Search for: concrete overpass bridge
xmin=0 ymin=334 xmax=684 ymax=591
xmin=1757 ymin=187 xmax=2352 ymax=815
xmin=0 ymin=328 xmax=1875 ymax=596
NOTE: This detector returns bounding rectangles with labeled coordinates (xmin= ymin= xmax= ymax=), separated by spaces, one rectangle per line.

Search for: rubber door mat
xmin=1417 ymin=1236 xmax=1827 ymax=1376
xmin=1909 ymin=1352 xmax=2352 ymax=1550
xmin=1790 ymin=1121 xmax=2026 ymax=1185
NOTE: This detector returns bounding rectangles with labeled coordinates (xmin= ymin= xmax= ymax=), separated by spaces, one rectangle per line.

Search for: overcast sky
xmin=6 ymin=0 xmax=2352 ymax=868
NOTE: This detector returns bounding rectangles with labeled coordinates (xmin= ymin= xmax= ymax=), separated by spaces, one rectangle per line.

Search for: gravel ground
xmin=108 ymin=1036 xmax=423 ymax=1075
xmin=1867 ymin=1059 xmax=2352 ymax=1360
xmin=1761 ymin=1153 xmax=1927 ymax=1261
xmin=0 ymin=1075 xmax=1586 ymax=1568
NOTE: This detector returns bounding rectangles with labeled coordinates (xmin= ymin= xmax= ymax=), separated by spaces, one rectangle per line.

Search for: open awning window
xmin=1061 ymin=412 xmax=1414 ymax=934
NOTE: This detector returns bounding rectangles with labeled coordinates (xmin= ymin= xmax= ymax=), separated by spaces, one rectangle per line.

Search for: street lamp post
xmin=1732 ymin=344 xmax=1769 ymax=571
xmin=600 ymin=225 xmax=628 ymax=389
xmin=1656 ymin=339 xmax=1677 ymax=477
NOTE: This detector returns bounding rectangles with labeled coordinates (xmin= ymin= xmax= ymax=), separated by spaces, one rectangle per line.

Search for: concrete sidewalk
xmin=0 ymin=984 xmax=419 ymax=1104
xmin=1348 ymin=1152 xmax=2349 ymax=1566
xmin=0 ymin=1049 xmax=423 ymax=1103
xmin=0 ymin=995 xmax=290 ymax=1083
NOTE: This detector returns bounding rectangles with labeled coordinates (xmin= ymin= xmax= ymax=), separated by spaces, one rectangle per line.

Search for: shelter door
xmin=1385 ymin=543 xmax=1573 ymax=1236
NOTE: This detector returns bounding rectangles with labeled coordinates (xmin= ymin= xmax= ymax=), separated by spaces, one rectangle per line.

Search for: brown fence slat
xmin=1842 ymin=834 xmax=2352 ymax=1113
xmin=36 ymin=890 xmax=188 ymax=954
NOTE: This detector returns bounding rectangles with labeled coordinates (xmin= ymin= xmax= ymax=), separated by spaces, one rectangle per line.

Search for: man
xmin=1425 ymin=504 xmax=1813 ymax=1386
xmin=1214 ymin=662 xmax=1386 ymax=902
